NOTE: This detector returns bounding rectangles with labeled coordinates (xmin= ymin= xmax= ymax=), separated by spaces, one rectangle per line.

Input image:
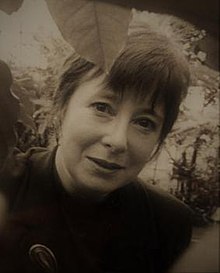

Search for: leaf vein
xmin=93 ymin=1 xmax=105 ymax=67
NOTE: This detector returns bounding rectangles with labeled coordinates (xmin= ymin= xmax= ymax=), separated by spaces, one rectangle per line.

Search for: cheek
xmin=128 ymin=134 xmax=159 ymax=167
xmin=60 ymin=112 xmax=100 ymax=150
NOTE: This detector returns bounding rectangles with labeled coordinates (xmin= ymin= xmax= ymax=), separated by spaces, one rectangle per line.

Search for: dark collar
xmin=11 ymin=147 xmax=159 ymax=251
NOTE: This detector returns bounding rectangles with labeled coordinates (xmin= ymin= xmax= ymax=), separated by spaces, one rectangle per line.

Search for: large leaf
xmin=44 ymin=0 xmax=219 ymax=71
xmin=0 ymin=61 xmax=20 ymax=170
xmin=0 ymin=0 xmax=218 ymax=70
xmin=45 ymin=0 xmax=131 ymax=70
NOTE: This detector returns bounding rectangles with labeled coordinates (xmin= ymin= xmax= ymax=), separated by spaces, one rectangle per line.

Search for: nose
xmin=101 ymin=120 xmax=128 ymax=154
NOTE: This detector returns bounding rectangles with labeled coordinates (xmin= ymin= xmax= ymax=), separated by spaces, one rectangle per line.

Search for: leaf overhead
xmin=45 ymin=0 xmax=131 ymax=70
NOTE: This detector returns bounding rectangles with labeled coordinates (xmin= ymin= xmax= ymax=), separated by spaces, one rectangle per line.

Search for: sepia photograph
xmin=0 ymin=0 xmax=219 ymax=272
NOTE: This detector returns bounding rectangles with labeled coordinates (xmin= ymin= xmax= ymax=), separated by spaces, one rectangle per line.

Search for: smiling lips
xmin=87 ymin=157 xmax=125 ymax=171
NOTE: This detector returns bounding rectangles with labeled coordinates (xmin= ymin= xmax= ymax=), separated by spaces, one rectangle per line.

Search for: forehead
xmin=69 ymin=75 xmax=164 ymax=117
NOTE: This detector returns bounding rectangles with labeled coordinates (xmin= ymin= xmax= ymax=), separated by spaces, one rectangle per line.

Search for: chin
xmin=79 ymin=175 xmax=123 ymax=195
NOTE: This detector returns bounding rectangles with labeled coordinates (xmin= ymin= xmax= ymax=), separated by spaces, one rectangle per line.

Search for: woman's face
xmin=55 ymin=75 xmax=164 ymax=196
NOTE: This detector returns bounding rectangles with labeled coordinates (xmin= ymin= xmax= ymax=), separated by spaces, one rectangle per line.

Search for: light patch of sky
xmin=185 ymin=87 xmax=204 ymax=116
xmin=0 ymin=0 xmax=62 ymax=68
xmin=184 ymin=86 xmax=219 ymax=124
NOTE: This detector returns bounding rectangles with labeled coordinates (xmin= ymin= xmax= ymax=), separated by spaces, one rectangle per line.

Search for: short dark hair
xmin=53 ymin=29 xmax=190 ymax=156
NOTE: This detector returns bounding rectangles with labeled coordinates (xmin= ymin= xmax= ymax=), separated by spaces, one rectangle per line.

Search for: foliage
xmin=0 ymin=61 xmax=19 ymax=169
xmin=45 ymin=0 xmax=131 ymax=70
xmin=167 ymin=56 xmax=219 ymax=225
xmin=10 ymin=35 xmax=73 ymax=151
xmin=170 ymin=126 xmax=219 ymax=225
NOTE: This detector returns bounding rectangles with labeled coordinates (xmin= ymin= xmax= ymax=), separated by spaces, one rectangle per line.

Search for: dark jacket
xmin=0 ymin=148 xmax=192 ymax=273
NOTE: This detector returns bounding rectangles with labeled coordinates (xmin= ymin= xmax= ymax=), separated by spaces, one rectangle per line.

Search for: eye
xmin=91 ymin=102 xmax=114 ymax=115
xmin=134 ymin=118 xmax=156 ymax=132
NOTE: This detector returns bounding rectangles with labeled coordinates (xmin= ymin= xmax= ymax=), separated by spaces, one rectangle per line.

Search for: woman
xmin=0 ymin=28 xmax=192 ymax=273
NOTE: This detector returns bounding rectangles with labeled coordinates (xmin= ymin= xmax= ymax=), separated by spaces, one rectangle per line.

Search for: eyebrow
xmin=99 ymin=92 xmax=117 ymax=100
xmin=137 ymin=108 xmax=164 ymax=121
xmin=93 ymin=88 xmax=118 ymax=101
